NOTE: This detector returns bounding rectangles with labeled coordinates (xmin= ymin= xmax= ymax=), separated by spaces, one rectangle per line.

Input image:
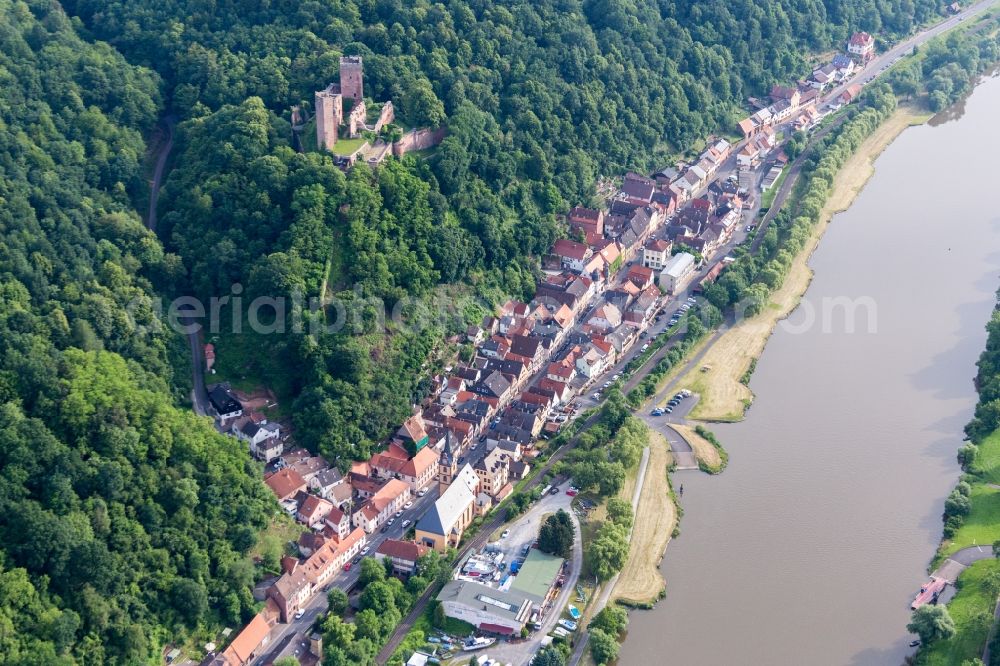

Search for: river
xmin=619 ymin=73 xmax=1000 ymax=665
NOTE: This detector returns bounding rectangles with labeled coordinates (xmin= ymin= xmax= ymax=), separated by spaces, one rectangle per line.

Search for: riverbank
xmin=672 ymin=424 xmax=726 ymax=474
xmin=681 ymin=104 xmax=932 ymax=422
xmin=611 ymin=430 xmax=676 ymax=606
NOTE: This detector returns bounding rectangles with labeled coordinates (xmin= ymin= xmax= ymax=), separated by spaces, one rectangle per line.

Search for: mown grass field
xmin=612 ymin=430 xmax=675 ymax=605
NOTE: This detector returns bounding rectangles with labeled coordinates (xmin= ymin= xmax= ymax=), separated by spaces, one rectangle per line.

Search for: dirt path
xmin=681 ymin=105 xmax=930 ymax=422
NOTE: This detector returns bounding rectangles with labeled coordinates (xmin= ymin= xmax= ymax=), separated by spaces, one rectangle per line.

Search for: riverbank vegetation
xmin=686 ymin=11 xmax=1000 ymax=423
xmin=915 ymin=297 xmax=1000 ymax=662
xmin=683 ymin=82 xmax=902 ymax=421
xmin=673 ymin=424 xmax=728 ymax=474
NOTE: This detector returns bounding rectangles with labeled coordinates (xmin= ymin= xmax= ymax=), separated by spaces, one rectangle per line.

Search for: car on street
xmin=361 ymin=545 xmax=371 ymax=554
xmin=294 ymin=609 xmax=305 ymax=620
xmin=402 ymin=519 xmax=411 ymax=529
xmin=592 ymin=392 xmax=601 ymax=400
xmin=387 ymin=518 xmax=395 ymax=526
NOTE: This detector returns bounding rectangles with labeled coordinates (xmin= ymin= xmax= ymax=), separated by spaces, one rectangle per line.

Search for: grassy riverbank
xmin=680 ymin=104 xmax=931 ymax=422
xmin=672 ymin=423 xmax=726 ymax=473
xmin=612 ymin=430 xmax=676 ymax=606
xmin=921 ymin=559 xmax=1000 ymax=665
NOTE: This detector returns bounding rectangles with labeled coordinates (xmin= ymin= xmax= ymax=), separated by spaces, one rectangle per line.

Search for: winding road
xmin=145 ymin=115 xmax=212 ymax=416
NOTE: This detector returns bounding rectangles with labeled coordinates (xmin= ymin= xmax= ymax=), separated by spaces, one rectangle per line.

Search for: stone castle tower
xmin=339 ymin=55 xmax=364 ymax=102
xmin=437 ymin=431 xmax=458 ymax=494
xmin=314 ymin=84 xmax=343 ymax=151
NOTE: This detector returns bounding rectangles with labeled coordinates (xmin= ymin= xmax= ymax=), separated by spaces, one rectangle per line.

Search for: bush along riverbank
xmin=694 ymin=425 xmax=730 ymax=474
xmin=912 ymin=293 xmax=1000 ymax=666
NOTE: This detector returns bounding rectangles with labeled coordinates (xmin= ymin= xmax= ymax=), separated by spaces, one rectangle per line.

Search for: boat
xmin=567 ymin=605 xmax=581 ymax=620
xmin=461 ymin=636 xmax=496 ymax=651
xmin=552 ymin=627 xmax=570 ymax=638
xmin=558 ymin=619 xmax=578 ymax=632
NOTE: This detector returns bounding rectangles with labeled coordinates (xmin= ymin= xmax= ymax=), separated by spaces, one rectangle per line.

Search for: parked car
xmin=651 ymin=408 xmax=664 ymax=416
xmin=566 ymin=489 xmax=577 ymax=496
xmin=641 ymin=344 xmax=649 ymax=351
xmin=404 ymin=501 xmax=413 ymax=509
xmin=417 ymin=489 xmax=427 ymax=497
xmin=664 ymin=407 xmax=673 ymax=414
xmin=294 ymin=609 xmax=305 ymax=620
xmin=361 ymin=545 xmax=371 ymax=554
xmin=402 ymin=519 xmax=411 ymax=529
xmin=343 ymin=562 xmax=352 ymax=571
xmin=501 ymin=529 xmax=510 ymax=539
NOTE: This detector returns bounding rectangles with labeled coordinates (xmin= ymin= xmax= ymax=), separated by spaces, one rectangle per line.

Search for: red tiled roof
xmin=552 ymin=239 xmax=590 ymax=260
xmin=220 ymin=613 xmax=271 ymax=665
xmin=264 ymin=468 xmax=306 ymax=500
xmin=376 ymin=539 xmax=429 ymax=562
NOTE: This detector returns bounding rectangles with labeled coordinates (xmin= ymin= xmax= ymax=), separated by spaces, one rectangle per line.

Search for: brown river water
xmin=619 ymin=73 xmax=1000 ymax=665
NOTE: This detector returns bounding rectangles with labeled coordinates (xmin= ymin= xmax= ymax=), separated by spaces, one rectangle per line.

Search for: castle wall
xmin=392 ymin=127 xmax=447 ymax=157
xmin=373 ymin=101 xmax=395 ymax=134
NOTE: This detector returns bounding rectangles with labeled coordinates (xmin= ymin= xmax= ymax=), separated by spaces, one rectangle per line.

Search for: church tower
xmin=437 ymin=431 xmax=457 ymax=494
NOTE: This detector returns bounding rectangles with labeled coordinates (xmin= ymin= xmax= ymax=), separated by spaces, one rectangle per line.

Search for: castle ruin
xmin=339 ymin=55 xmax=364 ymax=101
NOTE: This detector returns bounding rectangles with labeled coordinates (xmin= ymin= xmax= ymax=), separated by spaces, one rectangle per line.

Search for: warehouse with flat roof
xmin=510 ymin=549 xmax=563 ymax=603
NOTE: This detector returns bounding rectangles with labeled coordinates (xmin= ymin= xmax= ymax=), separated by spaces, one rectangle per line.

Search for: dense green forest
xmin=56 ymin=0 xmax=949 ymax=466
xmin=0 ymin=2 xmax=276 ymax=662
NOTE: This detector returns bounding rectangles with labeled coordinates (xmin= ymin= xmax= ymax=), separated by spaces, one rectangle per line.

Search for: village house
xmin=474 ymin=448 xmax=510 ymax=497
xmin=575 ymin=338 xmax=614 ymax=379
xmin=369 ymin=443 xmax=440 ymax=492
xmin=394 ymin=414 xmax=430 ymax=452
xmin=626 ymin=264 xmax=655 ymax=290
xmin=352 ymin=478 xmax=411 ymax=533
xmin=375 ymin=539 xmax=430 ymax=576
xmin=265 ymin=468 xmax=307 ymax=502
xmin=212 ymin=613 xmax=271 ymax=666
xmin=848 ymin=31 xmax=875 ymax=63
xmin=297 ymin=495 xmax=336 ymax=529
xmin=551 ymin=239 xmax=593 ymax=272
xmin=208 ymin=383 xmax=243 ymax=423
xmin=267 ymin=527 xmax=366 ymax=622
xmin=620 ymin=172 xmax=656 ymax=205
xmin=567 ymin=206 xmax=605 ymax=238
xmin=232 ymin=419 xmax=282 ymax=462
xmin=323 ymin=506 xmax=352 ymax=540
xmin=282 ymin=449 xmax=330 ymax=484
xmin=587 ymin=303 xmax=622 ymax=333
